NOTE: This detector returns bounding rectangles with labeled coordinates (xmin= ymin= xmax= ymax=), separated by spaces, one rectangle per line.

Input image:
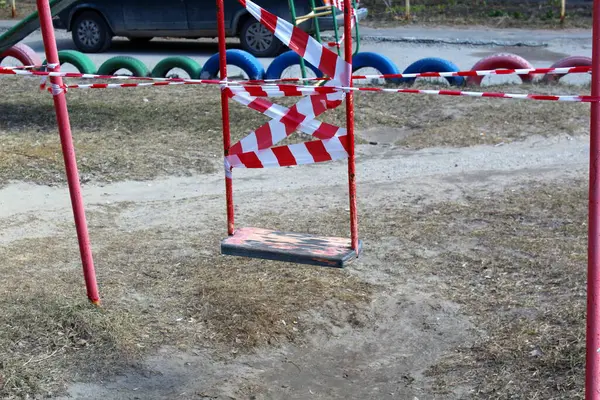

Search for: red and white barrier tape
xmin=229 ymin=84 xmax=596 ymax=102
xmin=242 ymin=66 xmax=592 ymax=84
xmin=325 ymin=0 xmax=346 ymax=11
xmin=0 ymin=64 xmax=591 ymax=85
xmin=226 ymin=133 xmax=349 ymax=171
xmin=0 ymin=65 xmax=225 ymax=85
xmin=225 ymin=88 xmax=345 ymax=154
xmin=5 ymin=68 xmax=593 ymax=103
xmin=241 ymin=0 xmax=351 ymax=86
xmin=222 ymin=0 xmax=351 ymax=173
xmin=325 ymin=5 xmax=357 ymax=48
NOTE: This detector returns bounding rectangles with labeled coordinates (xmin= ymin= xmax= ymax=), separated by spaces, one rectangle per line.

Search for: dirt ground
xmin=362 ymin=0 xmax=592 ymax=28
xmin=0 ymin=71 xmax=592 ymax=400
xmin=0 ymin=0 xmax=594 ymax=28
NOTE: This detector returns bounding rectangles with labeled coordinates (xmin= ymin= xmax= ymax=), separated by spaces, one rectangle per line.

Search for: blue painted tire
xmin=265 ymin=51 xmax=323 ymax=79
xmin=401 ymin=57 xmax=464 ymax=86
xmin=352 ymin=52 xmax=401 ymax=84
xmin=200 ymin=49 xmax=264 ymax=80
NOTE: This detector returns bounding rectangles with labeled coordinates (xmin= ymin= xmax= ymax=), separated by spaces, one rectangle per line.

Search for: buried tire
xmin=467 ymin=53 xmax=534 ymax=86
xmin=541 ymin=56 xmax=592 ymax=84
xmin=43 ymin=50 xmax=97 ymax=74
xmin=265 ymin=50 xmax=323 ymax=79
xmin=151 ymin=56 xmax=202 ymax=79
xmin=0 ymin=43 xmax=41 ymax=66
xmin=200 ymin=49 xmax=264 ymax=80
xmin=352 ymin=52 xmax=401 ymax=84
xmin=97 ymin=56 xmax=150 ymax=77
xmin=401 ymin=57 xmax=464 ymax=86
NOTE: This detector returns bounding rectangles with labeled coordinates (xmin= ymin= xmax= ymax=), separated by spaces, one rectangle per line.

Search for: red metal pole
xmin=217 ymin=0 xmax=235 ymax=235
xmin=36 ymin=0 xmax=100 ymax=305
xmin=588 ymin=0 xmax=600 ymax=397
xmin=343 ymin=0 xmax=358 ymax=252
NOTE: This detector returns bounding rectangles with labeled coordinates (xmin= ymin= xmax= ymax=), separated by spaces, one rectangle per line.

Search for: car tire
xmin=0 ymin=43 xmax=41 ymax=66
xmin=43 ymin=50 xmax=97 ymax=74
xmin=200 ymin=49 xmax=264 ymax=80
xmin=541 ymin=56 xmax=592 ymax=84
xmin=266 ymin=51 xmax=324 ymax=80
xmin=97 ymin=56 xmax=150 ymax=77
xmin=400 ymin=57 xmax=464 ymax=86
xmin=466 ymin=53 xmax=534 ymax=86
xmin=151 ymin=56 xmax=202 ymax=79
xmin=239 ymin=17 xmax=283 ymax=58
xmin=352 ymin=52 xmax=401 ymax=84
xmin=71 ymin=11 xmax=112 ymax=53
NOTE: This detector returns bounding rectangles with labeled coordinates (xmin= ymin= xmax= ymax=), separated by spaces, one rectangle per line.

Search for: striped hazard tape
xmin=326 ymin=0 xmax=345 ymax=10
xmin=225 ymin=134 xmax=350 ymax=170
xmin=1 ymin=64 xmax=593 ymax=102
xmin=225 ymin=0 xmax=352 ymax=173
xmin=0 ymin=65 xmax=590 ymax=85
xmin=225 ymin=88 xmax=345 ymax=156
xmin=240 ymin=0 xmax=351 ymax=86
xmin=228 ymin=84 xmax=597 ymax=102
xmin=324 ymin=1 xmax=357 ymax=49
xmin=224 ymin=86 xmax=349 ymax=172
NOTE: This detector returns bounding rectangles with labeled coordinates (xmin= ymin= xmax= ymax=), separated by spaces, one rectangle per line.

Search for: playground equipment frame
xmin=218 ymin=0 xmax=360 ymax=264
xmin=26 ymin=0 xmax=600 ymax=396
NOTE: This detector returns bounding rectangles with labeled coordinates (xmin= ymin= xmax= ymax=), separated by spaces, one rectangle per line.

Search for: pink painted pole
xmin=36 ymin=0 xmax=100 ymax=304
xmin=343 ymin=0 xmax=359 ymax=252
xmin=589 ymin=0 xmax=600 ymax=397
xmin=216 ymin=0 xmax=234 ymax=235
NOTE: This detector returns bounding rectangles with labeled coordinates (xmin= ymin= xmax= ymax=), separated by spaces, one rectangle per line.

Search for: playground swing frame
xmin=22 ymin=0 xmax=600 ymax=397
xmin=218 ymin=0 xmax=362 ymax=267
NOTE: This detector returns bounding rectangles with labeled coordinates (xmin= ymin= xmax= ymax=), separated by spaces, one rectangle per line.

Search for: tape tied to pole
xmin=40 ymin=62 xmax=59 ymax=91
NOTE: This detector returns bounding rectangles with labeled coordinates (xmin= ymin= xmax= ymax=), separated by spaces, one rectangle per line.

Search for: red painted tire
xmin=466 ymin=53 xmax=534 ymax=86
xmin=541 ymin=56 xmax=592 ymax=84
xmin=0 ymin=43 xmax=41 ymax=67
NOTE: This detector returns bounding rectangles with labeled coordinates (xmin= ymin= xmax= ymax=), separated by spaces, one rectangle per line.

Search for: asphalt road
xmin=0 ymin=21 xmax=593 ymax=83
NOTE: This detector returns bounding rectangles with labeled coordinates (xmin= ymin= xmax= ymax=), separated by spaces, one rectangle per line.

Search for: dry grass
xmin=0 ymin=78 xmax=590 ymax=187
xmin=357 ymin=82 xmax=590 ymax=149
xmin=0 ymin=205 xmax=373 ymax=398
xmin=0 ymin=0 xmax=593 ymax=28
xmin=361 ymin=0 xmax=593 ymax=28
xmin=354 ymin=181 xmax=587 ymax=398
xmin=0 ymin=77 xmax=255 ymax=185
xmin=0 ymin=0 xmax=36 ymax=20
xmin=0 ymin=75 xmax=591 ymax=398
xmin=0 ymin=173 xmax=589 ymax=398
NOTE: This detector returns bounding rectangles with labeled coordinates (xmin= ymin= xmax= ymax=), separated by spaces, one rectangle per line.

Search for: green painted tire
xmin=97 ymin=56 xmax=149 ymax=77
xmin=151 ymin=56 xmax=202 ymax=79
xmin=43 ymin=50 xmax=96 ymax=74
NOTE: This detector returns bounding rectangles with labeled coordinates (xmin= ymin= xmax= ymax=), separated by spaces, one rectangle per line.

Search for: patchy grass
xmin=0 ymin=0 xmax=593 ymax=28
xmin=423 ymin=182 xmax=586 ymax=398
xmin=0 ymin=77 xmax=252 ymax=185
xmin=0 ymin=0 xmax=36 ymax=20
xmin=0 ymin=159 xmax=589 ymax=398
xmin=389 ymin=83 xmax=590 ymax=149
xmin=0 ymin=208 xmax=373 ymax=398
xmin=0 ymin=78 xmax=590 ymax=186
xmin=361 ymin=0 xmax=593 ymax=28
xmin=354 ymin=181 xmax=587 ymax=398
